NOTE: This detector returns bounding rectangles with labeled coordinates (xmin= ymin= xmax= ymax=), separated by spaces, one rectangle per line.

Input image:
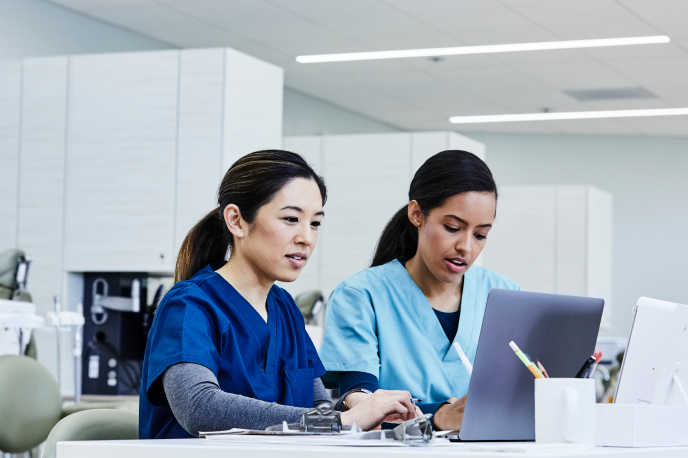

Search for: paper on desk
xmin=202 ymin=430 xmax=453 ymax=447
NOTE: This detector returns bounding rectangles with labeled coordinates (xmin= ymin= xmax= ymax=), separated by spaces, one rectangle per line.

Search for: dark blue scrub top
xmin=139 ymin=262 xmax=326 ymax=439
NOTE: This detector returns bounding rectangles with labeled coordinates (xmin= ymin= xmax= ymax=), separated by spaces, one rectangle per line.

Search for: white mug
xmin=535 ymin=378 xmax=596 ymax=445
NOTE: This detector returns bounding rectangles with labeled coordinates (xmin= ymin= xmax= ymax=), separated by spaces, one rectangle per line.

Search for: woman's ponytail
xmin=174 ymin=150 xmax=326 ymax=283
xmin=174 ymin=208 xmax=229 ymax=283
xmin=371 ymin=206 xmax=418 ymax=267
xmin=370 ymin=150 xmax=497 ymax=267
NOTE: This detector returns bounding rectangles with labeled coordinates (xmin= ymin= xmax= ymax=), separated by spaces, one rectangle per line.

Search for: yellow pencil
xmin=509 ymin=341 xmax=544 ymax=378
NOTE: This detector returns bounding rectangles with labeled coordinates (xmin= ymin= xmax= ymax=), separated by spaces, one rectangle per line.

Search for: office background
xmin=1 ymin=0 xmax=687 ymax=351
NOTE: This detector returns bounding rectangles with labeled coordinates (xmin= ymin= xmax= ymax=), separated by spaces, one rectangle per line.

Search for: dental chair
xmin=0 ymin=249 xmax=37 ymax=358
xmin=0 ymin=355 xmax=62 ymax=456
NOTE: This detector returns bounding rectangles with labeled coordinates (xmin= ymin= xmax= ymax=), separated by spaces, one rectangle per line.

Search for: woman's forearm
xmin=163 ymin=362 xmax=331 ymax=436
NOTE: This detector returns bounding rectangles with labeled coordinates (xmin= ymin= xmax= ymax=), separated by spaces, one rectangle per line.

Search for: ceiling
xmin=47 ymin=0 xmax=688 ymax=136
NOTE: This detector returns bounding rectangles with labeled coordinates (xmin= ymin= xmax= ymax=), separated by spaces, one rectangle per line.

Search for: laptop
xmin=458 ymin=289 xmax=604 ymax=441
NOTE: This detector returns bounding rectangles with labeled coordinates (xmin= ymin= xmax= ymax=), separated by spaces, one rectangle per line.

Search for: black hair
xmin=371 ymin=150 xmax=497 ymax=267
xmin=175 ymin=149 xmax=326 ymax=282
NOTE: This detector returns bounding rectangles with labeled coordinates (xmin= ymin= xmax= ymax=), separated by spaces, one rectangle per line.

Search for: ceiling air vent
xmin=563 ymin=87 xmax=656 ymax=102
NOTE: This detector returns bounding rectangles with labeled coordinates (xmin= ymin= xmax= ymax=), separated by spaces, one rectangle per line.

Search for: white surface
xmin=615 ymin=298 xmax=688 ymax=406
xmin=64 ymin=50 xmax=179 ymax=273
xmin=56 ymin=438 xmax=688 ymax=458
xmin=280 ymin=131 xmax=485 ymax=297
xmin=535 ymin=378 xmax=596 ymax=446
xmin=0 ymin=59 xmax=21 ymax=253
xmin=221 ymin=48 xmax=283 ymax=172
xmin=596 ymin=404 xmax=688 ymax=447
xmin=17 ymin=56 xmax=69 ymax=311
xmin=482 ymin=185 xmax=613 ymax=329
xmin=175 ymin=48 xmax=226 ymax=252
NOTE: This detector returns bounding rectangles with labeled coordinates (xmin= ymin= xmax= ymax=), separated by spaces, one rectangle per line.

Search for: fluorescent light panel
xmin=296 ymin=35 xmax=670 ymax=63
xmin=449 ymin=108 xmax=688 ymax=124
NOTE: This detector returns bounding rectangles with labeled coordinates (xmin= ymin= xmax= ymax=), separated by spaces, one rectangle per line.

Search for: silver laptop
xmin=458 ymin=289 xmax=604 ymax=441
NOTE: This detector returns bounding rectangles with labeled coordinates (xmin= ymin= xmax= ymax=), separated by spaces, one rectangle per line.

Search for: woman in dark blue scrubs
xmin=139 ymin=150 xmax=419 ymax=439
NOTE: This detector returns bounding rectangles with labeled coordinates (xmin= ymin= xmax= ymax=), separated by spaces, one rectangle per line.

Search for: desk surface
xmin=57 ymin=438 xmax=688 ymax=458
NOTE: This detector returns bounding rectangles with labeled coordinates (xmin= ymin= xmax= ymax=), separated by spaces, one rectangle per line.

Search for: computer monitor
xmin=459 ymin=289 xmax=604 ymax=441
xmin=614 ymin=297 xmax=688 ymax=406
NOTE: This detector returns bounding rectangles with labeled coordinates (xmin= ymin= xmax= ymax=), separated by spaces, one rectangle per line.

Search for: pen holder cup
xmin=535 ymin=378 xmax=595 ymax=445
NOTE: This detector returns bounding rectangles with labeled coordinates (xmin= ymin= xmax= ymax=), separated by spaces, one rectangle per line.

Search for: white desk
xmin=57 ymin=439 xmax=688 ymax=458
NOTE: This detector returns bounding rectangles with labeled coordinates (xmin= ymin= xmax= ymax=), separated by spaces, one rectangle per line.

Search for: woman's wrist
xmin=343 ymin=390 xmax=372 ymax=410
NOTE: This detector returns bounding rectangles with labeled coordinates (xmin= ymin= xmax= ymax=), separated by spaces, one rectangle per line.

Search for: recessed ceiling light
xmin=449 ymin=108 xmax=688 ymax=124
xmin=296 ymin=35 xmax=670 ymax=63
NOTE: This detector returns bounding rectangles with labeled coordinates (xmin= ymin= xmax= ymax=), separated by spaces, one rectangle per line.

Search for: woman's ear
xmin=407 ymin=200 xmax=424 ymax=228
xmin=223 ymin=204 xmax=247 ymax=239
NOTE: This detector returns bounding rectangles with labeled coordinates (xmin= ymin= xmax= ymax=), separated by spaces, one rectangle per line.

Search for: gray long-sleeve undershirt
xmin=162 ymin=362 xmax=333 ymax=437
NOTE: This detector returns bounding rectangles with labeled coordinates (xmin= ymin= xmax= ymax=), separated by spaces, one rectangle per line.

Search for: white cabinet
xmin=0 ymin=61 xmax=21 ymax=252
xmin=175 ymin=48 xmax=283 ymax=252
xmin=321 ymin=133 xmax=411 ymax=294
xmin=64 ymin=51 xmax=179 ymax=273
xmin=17 ymin=57 xmax=69 ymax=309
xmin=62 ymin=48 xmax=283 ymax=273
xmin=0 ymin=47 xmax=283 ymax=311
xmin=175 ymin=48 xmax=226 ymax=252
xmin=280 ymin=131 xmax=486 ymax=297
xmin=482 ymin=185 xmax=613 ymax=328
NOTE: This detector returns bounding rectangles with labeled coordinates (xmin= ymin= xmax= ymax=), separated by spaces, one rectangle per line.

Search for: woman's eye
xmin=475 ymin=234 xmax=487 ymax=241
xmin=444 ymin=225 xmax=459 ymax=233
xmin=311 ymin=221 xmax=321 ymax=228
xmin=284 ymin=217 xmax=298 ymax=223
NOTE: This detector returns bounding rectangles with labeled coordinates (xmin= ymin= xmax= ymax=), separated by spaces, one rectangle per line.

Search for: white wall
xmin=0 ymin=0 xmax=173 ymax=59
xmin=283 ymin=89 xmax=401 ymax=136
xmin=470 ymin=132 xmax=688 ymax=339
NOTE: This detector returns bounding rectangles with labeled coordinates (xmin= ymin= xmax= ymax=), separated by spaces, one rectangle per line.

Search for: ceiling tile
xmin=48 ymin=0 xmax=155 ymax=11
xmin=502 ymin=0 xmax=657 ymax=39
xmin=381 ymin=0 xmax=557 ymax=44
xmin=86 ymin=4 xmax=206 ymax=31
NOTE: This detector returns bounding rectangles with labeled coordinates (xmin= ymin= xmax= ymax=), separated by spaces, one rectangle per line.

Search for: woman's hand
xmin=432 ymin=395 xmax=467 ymax=431
xmin=340 ymin=389 xmax=418 ymax=431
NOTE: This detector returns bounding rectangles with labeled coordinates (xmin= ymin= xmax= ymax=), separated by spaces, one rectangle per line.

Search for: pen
xmin=509 ymin=341 xmax=544 ymax=378
xmin=575 ymin=356 xmax=596 ymax=378
xmin=410 ymin=398 xmax=422 ymax=404
xmin=453 ymin=342 xmax=473 ymax=376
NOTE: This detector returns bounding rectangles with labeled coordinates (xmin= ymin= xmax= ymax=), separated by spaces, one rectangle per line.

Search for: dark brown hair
xmin=371 ymin=150 xmax=497 ymax=267
xmin=174 ymin=150 xmax=326 ymax=283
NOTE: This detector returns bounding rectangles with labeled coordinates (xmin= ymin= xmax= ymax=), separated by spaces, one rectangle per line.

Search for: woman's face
xmin=240 ymin=177 xmax=324 ymax=283
xmin=413 ymin=191 xmax=496 ymax=285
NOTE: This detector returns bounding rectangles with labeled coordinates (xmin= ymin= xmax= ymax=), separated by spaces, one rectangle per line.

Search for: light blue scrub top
xmin=319 ymin=259 xmax=521 ymax=402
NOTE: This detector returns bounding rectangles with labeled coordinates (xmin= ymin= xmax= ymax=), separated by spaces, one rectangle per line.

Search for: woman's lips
xmin=286 ymin=253 xmax=307 ymax=268
xmin=444 ymin=257 xmax=467 ymax=273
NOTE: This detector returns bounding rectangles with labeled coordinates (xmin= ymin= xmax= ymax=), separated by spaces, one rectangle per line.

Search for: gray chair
xmin=42 ymin=409 xmax=138 ymax=458
xmin=0 ymin=355 xmax=62 ymax=454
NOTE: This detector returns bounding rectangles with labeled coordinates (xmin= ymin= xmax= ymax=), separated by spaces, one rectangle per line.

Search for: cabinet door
xmin=175 ymin=49 xmax=225 ymax=254
xmin=222 ymin=48 xmax=283 ymax=171
xmin=556 ymin=186 xmax=588 ymax=295
xmin=17 ymin=57 xmax=69 ymax=311
xmin=64 ymin=51 xmax=179 ymax=272
xmin=320 ymin=133 xmax=411 ymax=294
xmin=0 ymin=61 xmax=21 ymax=252
xmin=483 ymin=186 xmax=557 ymax=293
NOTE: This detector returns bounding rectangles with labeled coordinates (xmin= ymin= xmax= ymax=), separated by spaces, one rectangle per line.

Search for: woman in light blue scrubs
xmin=140 ymin=150 xmax=419 ymax=439
xmin=320 ymin=150 xmax=520 ymax=431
